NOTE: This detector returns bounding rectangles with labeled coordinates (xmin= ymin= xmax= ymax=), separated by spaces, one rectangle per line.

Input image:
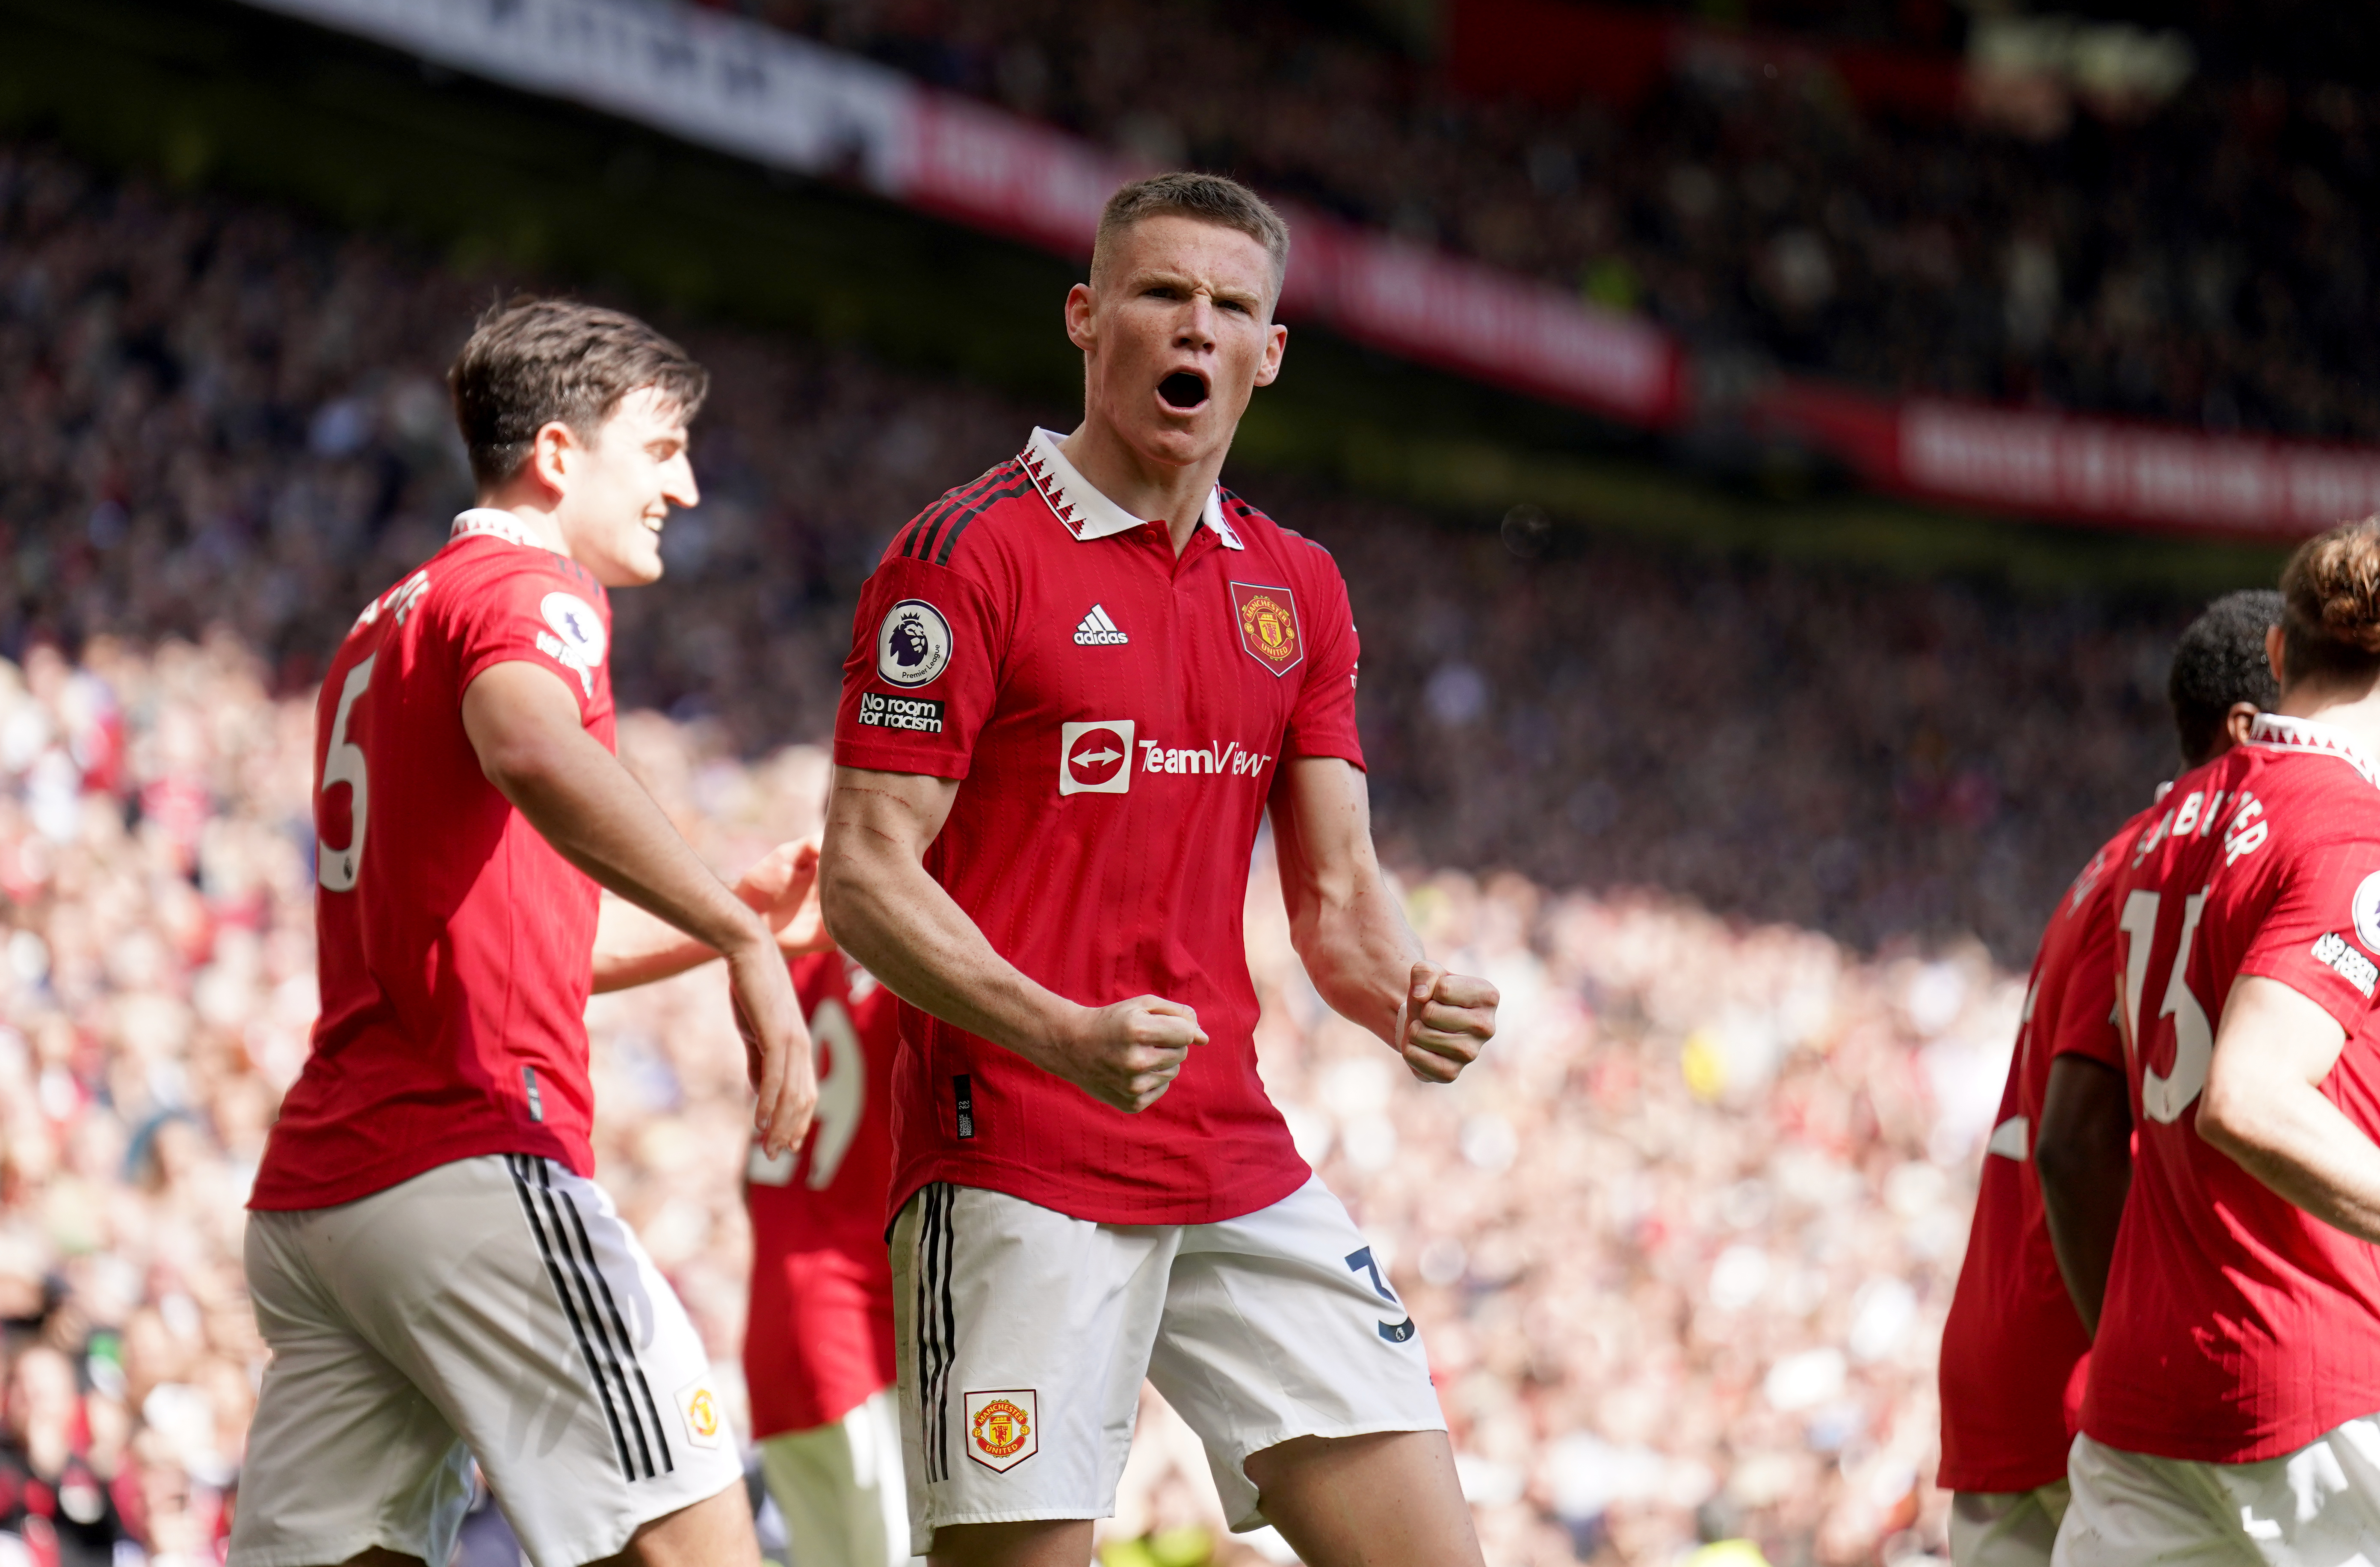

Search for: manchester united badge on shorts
xmin=675 ymin=1378 xmax=724 ymax=1449
xmin=1229 ymin=582 xmax=1302 ymax=676
xmin=963 ymin=1389 xmax=1037 ymax=1472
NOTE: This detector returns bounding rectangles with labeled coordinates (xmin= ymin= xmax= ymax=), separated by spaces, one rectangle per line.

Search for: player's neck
xmin=1056 ymin=419 xmax=1220 ymax=557
xmin=466 ymin=493 xmax=571 ymax=558
xmin=2277 ymin=682 xmax=2380 ymax=764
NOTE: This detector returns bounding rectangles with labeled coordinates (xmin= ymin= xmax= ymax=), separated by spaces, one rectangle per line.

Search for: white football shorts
xmin=889 ymin=1175 xmax=1446 ymax=1554
xmin=758 ymin=1387 xmax=922 ymax=1567
xmin=1951 ymin=1482 xmax=2067 ymax=1567
xmin=2056 ymin=1422 xmax=2380 ymax=1566
xmin=229 ymin=1155 xmax=744 ymax=1567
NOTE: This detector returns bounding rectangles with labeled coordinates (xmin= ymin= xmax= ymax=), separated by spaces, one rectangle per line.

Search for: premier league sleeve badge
xmin=876 ymin=598 xmax=955 ymax=687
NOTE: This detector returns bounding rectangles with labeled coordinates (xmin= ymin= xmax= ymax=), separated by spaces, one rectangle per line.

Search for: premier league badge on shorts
xmin=963 ymin=1389 xmax=1037 ymax=1472
xmin=876 ymin=598 xmax=953 ymax=687
xmin=1229 ymin=582 xmax=1303 ymax=676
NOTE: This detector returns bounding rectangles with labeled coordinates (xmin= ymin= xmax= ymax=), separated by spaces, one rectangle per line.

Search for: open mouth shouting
xmin=1157 ymin=370 xmax=1210 ymax=414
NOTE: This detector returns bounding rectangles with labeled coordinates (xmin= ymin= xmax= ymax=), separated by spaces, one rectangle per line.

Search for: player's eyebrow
xmin=1137 ymin=269 xmax=1263 ymax=312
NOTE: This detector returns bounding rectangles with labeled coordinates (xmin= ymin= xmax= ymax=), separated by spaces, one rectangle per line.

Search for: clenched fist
xmin=1398 ymin=961 xmax=1497 ymax=1083
xmin=1045 ymin=995 xmax=1209 ymax=1113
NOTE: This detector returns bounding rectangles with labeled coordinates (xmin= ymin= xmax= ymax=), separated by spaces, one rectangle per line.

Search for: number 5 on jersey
xmin=318 ymin=655 xmax=375 ymax=892
xmin=2118 ymin=887 xmax=2213 ymax=1123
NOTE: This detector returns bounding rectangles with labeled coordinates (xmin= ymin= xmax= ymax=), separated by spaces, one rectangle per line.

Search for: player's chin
xmin=610 ymin=541 xmax=666 ymax=586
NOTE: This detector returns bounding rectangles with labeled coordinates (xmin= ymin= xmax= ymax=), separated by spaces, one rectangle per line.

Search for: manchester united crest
xmin=964 ymin=1389 xmax=1038 ymax=1472
xmin=1229 ymin=582 xmax=1303 ymax=676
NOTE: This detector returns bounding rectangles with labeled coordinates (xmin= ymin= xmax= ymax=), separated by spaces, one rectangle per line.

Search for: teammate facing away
xmin=2058 ymin=518 xmax=2380 ymax=1564
xmin=231 ymin=299 xmax=819 ymax=1567
xmin=1936 ymin=592 xmax=2280 ymax=1567
xmin=741 ymin=854 xmax=920 ymax=1567
xmin=817 ymin=172 xmax=1501 ymax=1567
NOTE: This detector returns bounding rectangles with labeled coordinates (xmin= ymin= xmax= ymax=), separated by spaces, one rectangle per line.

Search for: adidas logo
xmin=1073 ymin=604 xmax=1129 ymax=646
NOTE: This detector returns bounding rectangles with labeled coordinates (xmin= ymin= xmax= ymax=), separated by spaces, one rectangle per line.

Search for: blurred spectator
xmin=740 ymin=0 xmax=2380 ymax=441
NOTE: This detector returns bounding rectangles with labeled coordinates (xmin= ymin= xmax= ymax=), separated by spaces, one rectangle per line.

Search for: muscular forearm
xmin=819 ymin=815 xmax=1079 ymax=1072
xmin=474 ymin=705 xmax=766 ymax=960
xmin=2203 ymin=1082 xmax=2380 ymax=1244
xmin=1292 ymin=873 xmax=1424 ymax=1049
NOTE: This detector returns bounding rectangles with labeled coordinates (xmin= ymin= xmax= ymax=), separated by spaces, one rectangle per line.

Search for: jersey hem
xmin=2078 ymin=1410 xmax=2380 ymax=1466
xmin=1282 ymin=738 xmax=1366 ymax=769
xmin=1935 ymin=1455 xmax=2075 ymax=1494
xmin=887 ymin=1159 xmax=1312 ymax=1231
xmin=248 ymin=1133 xmax=595 ymax=1212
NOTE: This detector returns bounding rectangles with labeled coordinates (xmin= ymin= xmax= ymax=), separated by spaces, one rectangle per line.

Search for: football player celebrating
xmin=817 ymin=173 xmax=1499 ymax=1567
xmin=1937 ymin=591 xmax=2279 ymax=1567
xmin=231 ymin=299 xmax=815 ymax=1567
xmin=2060 ymin=517 xmax=2380 ymax=1562
xmin=735 ymin=844 xmax=918 ymax=1567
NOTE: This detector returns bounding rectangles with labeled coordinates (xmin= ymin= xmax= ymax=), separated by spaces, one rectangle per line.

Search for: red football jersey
xmin=252 ymin=511 xmax=617 ymax=1211
xmin=2088 ymin=714 xmax=2380 ymax=1462
xmin=1937 ymin=805 xmax=2150 ymax=1492
xmin=744 ymin=951 xmax=900 ymax=1437
xmin=832 ymin=428 xmax=1361 ymax=1226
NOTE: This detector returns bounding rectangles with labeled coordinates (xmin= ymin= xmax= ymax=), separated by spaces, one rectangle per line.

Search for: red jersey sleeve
xmin=833 ymin=555 xmax=1008 ymax=779
xmin=449 ymin=559 xmax=613 ymax=720
xmin=2046 ymin=877 xmax=2126 ymax=1069
xmin=1281 ymin=551 xmax=1364 ymax=767
xmin=2237 ymin=832 xmax=2380 ymax=1031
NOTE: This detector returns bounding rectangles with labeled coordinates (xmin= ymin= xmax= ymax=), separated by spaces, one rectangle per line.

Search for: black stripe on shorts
xmin=507 ymin=1155 xmax=674 ymax=1482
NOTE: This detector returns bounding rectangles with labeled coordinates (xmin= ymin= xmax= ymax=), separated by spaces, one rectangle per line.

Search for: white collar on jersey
xmin=449 ymin=508 xmax=562 ymax=553
xmin=1019 ymin=427 xmax=1244 ymax=550
xmin=2250 ymin=711 xmax=2380 ymax=791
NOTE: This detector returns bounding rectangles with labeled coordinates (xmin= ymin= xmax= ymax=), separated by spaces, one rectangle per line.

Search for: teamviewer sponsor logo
xmin=857 ymin=691 xmax=946 ymax=734
xmin=1060 ymin=720 xmax=1135 ymax=795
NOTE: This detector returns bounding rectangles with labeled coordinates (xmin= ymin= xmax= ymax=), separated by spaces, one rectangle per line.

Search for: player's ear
xmin=527 ymin=419 xmax=577 ymax=499
xmin=2226 ymin=702 xmax=2259 ymax=750
xmin=1253 ymin=322 xmax=1288 ymax=389
xmin=2266 ymin=624 xmax=2286 ymax=685
xmin=1065 ymin=281 xmax=1098 ymax=353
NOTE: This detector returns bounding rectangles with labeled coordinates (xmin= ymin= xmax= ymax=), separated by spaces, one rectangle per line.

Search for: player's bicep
xmin=460 ymin=659 xmax=601 ymax=792
xmin=1269 ymin=755 xmax=1379 ymax=915
xmin=824 ymin=766 xmax=961 ymax=869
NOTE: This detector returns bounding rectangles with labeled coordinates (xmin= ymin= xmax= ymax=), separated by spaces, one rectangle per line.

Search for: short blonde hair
xmin=1091 ymin=172 xmax=1290 ymax=298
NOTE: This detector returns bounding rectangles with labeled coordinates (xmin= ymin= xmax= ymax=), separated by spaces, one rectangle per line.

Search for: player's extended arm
xmin=591 ymin=839 xmax=833 ymax=993
xmin=817 ymin=765 xmax=1207 ymax=1113
xmin=2034 ymin=1054 xmax=2132 ymax=1335
xmin=2198 ymin=975 xmax=2380 ymax=1243
xmin=461 ymin=661 xmax=816 ymax=1155
xmin=1268 ymin=755 xmax=1497 ymax=1083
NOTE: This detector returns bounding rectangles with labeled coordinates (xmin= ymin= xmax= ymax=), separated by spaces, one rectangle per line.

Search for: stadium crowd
xmin=0 ymin=633 xmax=2001 ymax=1564
xmin=0 ymin=141 xmax=2200 ymax=966
xmin=742 ymin=0 xmax=2380 ymax=441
